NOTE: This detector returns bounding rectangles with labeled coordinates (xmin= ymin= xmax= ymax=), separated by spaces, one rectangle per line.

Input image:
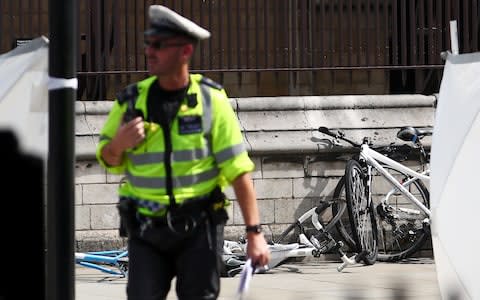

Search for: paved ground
xmin=76 ymin=257 xmax=441 ymax=300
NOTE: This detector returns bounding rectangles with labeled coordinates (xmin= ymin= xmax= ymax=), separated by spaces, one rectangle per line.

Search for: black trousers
xmin=126 ymin=213 xmax=226 ymax=300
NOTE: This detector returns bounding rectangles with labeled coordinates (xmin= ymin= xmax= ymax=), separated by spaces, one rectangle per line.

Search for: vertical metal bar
xmin=76 ymin=0 xmax=82 ymax=96
xmin=19 ymin=0 xmax=24 ymax=37
xmin=199 ymin=0 xmax=205 ymax=69
xmin=245 ymin=0 xmax=249 ymax=69
xmin=39 ymin=0 xmax=42 ymax=35
xmin=47 ymin=0 xmax=77 ymax=298
xmin=356 ymin=1 xmax=362 ymax=66
xmin=427 ymin=0 xmax=434 ymax=64
xmin=384 ymin=0 xmax=390 ymax=66
xmin=320 ymin=0 xmax=325 ymax=68
xmin=255 ymin=0 xmax=260 ymax=86
xmin=375 ymin=0 xmax=380 ymax=66
xmin=410 ymin=0 xmax=422 ymax=93
xmin=446 ymin=0 xmax=451 ymax=55
xmin=114 ymin=0 xmax=121 ymax=92
xmin=273 ymin=0 xmax=279 ymax=85
xmin=436 ymin=0 xmax=443 ymax=64
xmin=227 ymin=0 xmax=232 ymax=69
xmin=10 ymin=0 xmax=18 ymax=48
xmin=450 ymin=20 xmax=459 ymax=54
xmin=264 ymin=0 xmax=268 ymax=70
xmin=365 ymin=0 xmax=370 ymax=67
xmin=463 ymin=0 xmax=470 ymax=52
xmin=338 ymin=0 xmax=344 ymax=67
xmin=134 ymin=0 xmax=138 ymax=71
xmin=452 ymin=0 xmax=460 ymax=53
xmin=142 ymin=0 xmax=147 ymax=73
xmin=283 ymin=0 xmax=289 ymax=69
xmin=28 ymin=0 xmax=33 ymax=35
xmin=392 ymin=0 xmax=398 ymax=65
xmin=310 ymin=0 xmax=317 ymax=94
xmin=291 ymin=0 xmax=297 ymax=88
xmin=86 ymin=0 xmax=92 ymax=96
xmin=300 ymin=0 xmax=307 ymax=68
xmin=101 ymin=1 xmax=108 ymax=100
xmin=0 ymin=1 xmax=4 ymax=48
xmin=236 ymin=0 xmax=241 ymax=86
xmin=400 ymin=0 xmax=407 ymax=85
xmin=208 ymin=0 xmax=212 ymax=71
xmin=329 ymin=0 xmax=335 ymax=87
xmin=418 ymin=1 xmax=425 ymax=66
xmin=400 ymin=0 xmax=407 ymax=66
xmin=409 ymin=0 xmax=416 ymax=66
xmin=348 ymin=0 xmax=353 ymax=67
xmin=218 ymin=0 xmax=223 ymax=83
xmin=347 ymin=0 xmax=352 ymax=85
xmin=473 ymin=0 xmax=479 ymax=51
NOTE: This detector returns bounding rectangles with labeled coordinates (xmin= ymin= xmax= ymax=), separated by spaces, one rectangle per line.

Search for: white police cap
xmin=144 ymin=5 xmax=211 ymax=41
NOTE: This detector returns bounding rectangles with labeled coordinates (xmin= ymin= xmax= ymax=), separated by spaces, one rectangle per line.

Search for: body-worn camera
xmin=123 ymin=108 xmax=144 ymax=123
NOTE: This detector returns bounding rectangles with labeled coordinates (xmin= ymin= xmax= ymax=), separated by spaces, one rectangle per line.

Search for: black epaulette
xmin=116 ymin=83 xmax=138 ymax=105
xmin=200 ymin=76 xmax=223 ymax=90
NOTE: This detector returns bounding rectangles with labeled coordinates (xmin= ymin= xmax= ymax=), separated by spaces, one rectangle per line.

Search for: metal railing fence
xmin=1 ymin=0 xmax=479 ymax=99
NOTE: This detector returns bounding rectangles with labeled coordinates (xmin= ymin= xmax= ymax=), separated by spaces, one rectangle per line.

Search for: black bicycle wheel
xmin=332 ymin=176 xmax=356 ymax=251
xmin=344 ymin=159 xmax=378 ymax=265
xmin=371 ymin=165 xmax=430 ymax=262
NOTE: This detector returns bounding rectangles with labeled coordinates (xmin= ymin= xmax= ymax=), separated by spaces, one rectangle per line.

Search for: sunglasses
xmin=143 ymin=39 xmax=188 ymax=50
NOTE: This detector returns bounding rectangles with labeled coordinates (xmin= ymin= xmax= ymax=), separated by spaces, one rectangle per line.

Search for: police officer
xmin=96 ymin=5 xmax=270 ymax=300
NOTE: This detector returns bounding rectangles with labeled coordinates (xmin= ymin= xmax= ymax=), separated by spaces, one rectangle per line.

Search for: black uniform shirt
xmin=147 ymin=82 xmax=188 ymax=126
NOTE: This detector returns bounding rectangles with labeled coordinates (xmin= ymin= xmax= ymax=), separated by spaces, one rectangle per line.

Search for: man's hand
xmin=246 ymin=232 xmax=270 ymax=267
xmin=232 ymin=173 xmax=271 ymax=267
xmin=101 ymin=116 xmax=145 ymax=166
xmin=114 ymin=116 xmax=145 ymax=150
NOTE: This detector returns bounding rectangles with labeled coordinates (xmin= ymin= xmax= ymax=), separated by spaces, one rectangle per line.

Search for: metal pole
xmin=47 ymin=0 xmax=77 ymax=299
xmin=450 ymin=20 xmax=459 ymax=55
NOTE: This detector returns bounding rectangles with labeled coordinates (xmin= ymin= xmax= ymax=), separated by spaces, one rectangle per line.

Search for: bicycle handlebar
xmin=318 ymin=126 xmax=361 ymax=147
xmin=318 ymin=126 xmax=430 ymax=163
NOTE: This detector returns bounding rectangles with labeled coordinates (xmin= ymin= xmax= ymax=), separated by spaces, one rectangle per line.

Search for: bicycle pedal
xmin=310 ymin=235 xmax=336 ymax=254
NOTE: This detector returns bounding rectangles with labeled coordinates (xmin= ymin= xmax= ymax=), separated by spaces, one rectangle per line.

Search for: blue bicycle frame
xmin=75 ymin=249 xmax=128 ymax=277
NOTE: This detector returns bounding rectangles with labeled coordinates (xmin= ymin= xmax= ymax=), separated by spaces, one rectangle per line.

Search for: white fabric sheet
xmin=0 ymin=36 xmax=49 ymax=159
xmin=431 ymin=51 xmax=480 ymax=300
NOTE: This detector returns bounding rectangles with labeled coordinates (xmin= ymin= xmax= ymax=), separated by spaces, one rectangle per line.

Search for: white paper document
xmin=236 ymin=258 xmax=254 ymax=300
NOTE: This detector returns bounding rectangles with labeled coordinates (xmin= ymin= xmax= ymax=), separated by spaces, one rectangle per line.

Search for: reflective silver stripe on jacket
xmin=128 ymin=147 xmax=211 ymax=165
xmin=126 ymin=168 xmax=219 ymax=189
xmin=200 ymin=83 xmax=212 ymax=136
xmin=214 ymin=143 xmax=246 ymax=164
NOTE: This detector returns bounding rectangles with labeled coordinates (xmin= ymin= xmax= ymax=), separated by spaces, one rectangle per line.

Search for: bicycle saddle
xmin=397 ymin=126 xmax=432 ymax=142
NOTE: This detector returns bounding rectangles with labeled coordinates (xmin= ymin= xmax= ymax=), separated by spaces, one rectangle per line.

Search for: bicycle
xmin=319 ymin=126 xmax=432 ymax=262
xmin=222 ymin=197 xmax=375 ymax=277
xmin=75 ymin=248 xmax=129 ymax=277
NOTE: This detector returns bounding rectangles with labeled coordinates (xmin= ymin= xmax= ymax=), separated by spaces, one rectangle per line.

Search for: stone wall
xmin=74 ymin=94 xmax=436 ymax=251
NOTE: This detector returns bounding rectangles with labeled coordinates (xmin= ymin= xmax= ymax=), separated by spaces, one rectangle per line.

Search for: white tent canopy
xmin=431 ymin=51 xmax=480 ymax=300
xmin=0 ymin=36 xmax=49 ymax=158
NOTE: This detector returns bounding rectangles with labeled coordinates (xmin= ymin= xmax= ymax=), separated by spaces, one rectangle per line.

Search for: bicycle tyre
xmin=332 ymin=176 xmax=356 ymax=251
xmin=372 ymin=165 xmax=430 ymax=262
xmin=344 ymin=159 xmax=378 ymax=265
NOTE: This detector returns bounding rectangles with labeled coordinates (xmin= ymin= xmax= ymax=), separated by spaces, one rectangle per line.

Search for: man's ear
xmin=182 ymin=44 xmax=194 ymax=60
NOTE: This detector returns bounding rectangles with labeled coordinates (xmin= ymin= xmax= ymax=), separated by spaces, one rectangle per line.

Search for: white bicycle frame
xmin=224 ymin=206 xmax=358 ymax=272
xmin=359 ymin=144 xmax=431 ymax=218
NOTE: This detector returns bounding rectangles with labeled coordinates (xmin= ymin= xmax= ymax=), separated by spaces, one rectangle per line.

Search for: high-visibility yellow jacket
xmin=96 ymin=74 xmax=254 ymax=216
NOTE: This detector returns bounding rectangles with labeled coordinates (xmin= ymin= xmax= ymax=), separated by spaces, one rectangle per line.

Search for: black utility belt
xmin=137 ymin=208 xmax=210 ymax=235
